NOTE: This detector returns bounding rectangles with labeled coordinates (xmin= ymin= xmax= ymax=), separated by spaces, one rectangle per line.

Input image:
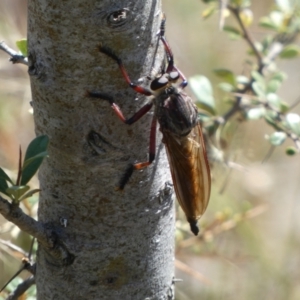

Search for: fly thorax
xmin=155 ymin=88 xmax=198 ymax=136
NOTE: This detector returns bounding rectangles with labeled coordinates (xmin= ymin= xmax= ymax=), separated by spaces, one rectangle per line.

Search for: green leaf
xmin=189 ymin=75 xmax=216 ymax=114
xmin=266 ymin=93 xmax=281 ymax=109
xmin=252 ymin=81 xmax=266 ymax=97
xmin=286 ymin=146 xmax=297 ymax=155
xmin=218 ymin=82 xmax=234 ymax=92
xmin=6 ymin=185 xmax=30 ymax=201
xmin=202 ymin=4 xmax=216 ymax=19
xmin=22 ymin=151 xmax=49 ymax=169
xmin=213 ymin=69 xmax=236 ymax=86
xmin=223 ymin=26 xmax=242 ymax=39
xmin=266 ymin=131 xmax=287 ymax=146
xmin=246 ymin=107 xmax=266 ymax=120
xmin=236 ymin=75 xmax=250 ymax=85
xmin=19 ymin=189 xmax=41 ymax=202
xmin=271 ymin=72 xmax=287 ymax=82
xmin=0 ymin=178 xmax=9 ymax=196
xmin=286 ymin=113 xmax=300 ymax=136
xmin=276 ymin=0 xmax=291 ymax=12
xmin=264 ymin=111 xmax=279 ymax=128
xmin=0 ymin=167 xmax=13 ymax=184
xmin=15 ymin=39 xmax=28 ymax=57
xmin=21 ymin=135 xmax=49 ymax=185
xmin=280 ymin=45 xmax=300 ymax=59
xmin=267 ymin=79 xmax=281 ymax=93
xmin=259 ymin=17 xmax=279 ymax=30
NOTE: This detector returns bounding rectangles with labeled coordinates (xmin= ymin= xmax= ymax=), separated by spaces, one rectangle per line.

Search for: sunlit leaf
xmin=266 ymin=131 xmax=287 ymax=146
xmin=223 ymin=26 xmax=242 ymax=39
xmin=214 ymin=69 xmax=236 ymax=86
xmin=202 ymin=5 xmax=216 ymax=19
xmin=189 ymin=75 xmax=216 ymax=114
xmin=6 ymin=185 xmax=30 ymax=201
xmin=15 ymin=39 xmax=28 ymax=57
xmin=280 ymin=45 xmax=300 ymax=58
xmin=239 ymin=8 xmax=253 ymax=27
xmin=252 ymin=81 xmax=266 ymax=97
xmin=246 ymin=107 xmax=266 ymax=120
xmin=267 ymin=79 xmax=281 ymax=93
xmin=218 ymin=82 xmax=234 ymax=92
xmin=286 ymin=113 xmax=300 ymax=136
xmin=276 ymin=0 xmax=291 ymax=12
xmin=259 ymin=17 xmax=279 ymax=30
xmin=19 ymin=189 xmax=41 ymax=202
xmin=266 ymin=93 xmax=281 ymax=109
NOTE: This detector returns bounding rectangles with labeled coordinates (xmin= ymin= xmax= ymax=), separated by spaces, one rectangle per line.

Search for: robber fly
xmin=87 ymin=16 xmax=211 ymax=235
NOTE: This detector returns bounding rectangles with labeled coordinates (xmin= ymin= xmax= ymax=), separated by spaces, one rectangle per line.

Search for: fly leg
xmin=87 ymin=92 xmax=157 ymax=189
xmin=158 ymin=15 xmax=188 ymax=89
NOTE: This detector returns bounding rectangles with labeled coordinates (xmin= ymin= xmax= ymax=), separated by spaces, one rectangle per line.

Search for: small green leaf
xmin=286 ymin=146 xmax=297 ymax=156
xmin=271 ymin=72 xmax=287 ymax=82
xmin=266 ymin=131 xmax=287 ymax=146
xmin=252 ymin=81 xmax=266 ymax=97
xmin=189 ymin=75 xmax=216 ymax=114
xmin=15 ymin=39 xmax=28 ymax=57
xmin=213 ymin=69 xmax=236 ymax=86
xmin=267 ymin=79 xmax=281 ymax=93
xmin=21 ymin=135 xmax=49 ymax=185
xmin=19 ymin=189 xmax=41 ymax=202
xmin=266 ymin=93 xmax=281 ymax=109
xmin=286 ymin=113 xmax=300 ymax=136
xmin=264 ymin=111 xmax=279 ymax=128
xmin=6 ymin=185 xmax=30 ymax=201
xmin=223 ymin=26 xmax=242 ymax=39
xmin=236 ymin=75 xmax=250 ymax=85
xmin=269 ymin=11 xmax=284 ymax=27
xmin=246 ymin=107 xmax=266 ymax=120
xmin=259 ymin=17 xmax=279 ymax=30
xmin=218 ymin=82 xmax=234 ymax=92
xmin=280 ymin=45 xmax=300 ymax=59
xmin=202 ymin=5 xmax=216 ymax=19
xmin=276 ymin=0 xmax=291 ymax=12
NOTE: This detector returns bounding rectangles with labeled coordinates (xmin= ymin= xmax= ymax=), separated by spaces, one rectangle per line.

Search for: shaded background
xmin=1 ymin=0 xmax=300 ymax=299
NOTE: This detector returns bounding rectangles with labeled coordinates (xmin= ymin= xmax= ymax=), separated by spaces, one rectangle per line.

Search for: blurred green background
xmin=1 ymin=0 xmax=300 ymax=299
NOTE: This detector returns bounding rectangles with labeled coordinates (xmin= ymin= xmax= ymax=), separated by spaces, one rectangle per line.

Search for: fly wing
xmin=162 ymin=123 xmax=211 ymax=226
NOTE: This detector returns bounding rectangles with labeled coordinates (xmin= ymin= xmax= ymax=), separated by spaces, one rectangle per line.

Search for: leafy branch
xmin=193 ymin=0 xmax=300 ymax=158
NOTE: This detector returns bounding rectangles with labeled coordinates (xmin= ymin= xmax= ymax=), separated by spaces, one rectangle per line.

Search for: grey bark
xmin=27 ymin=0 xmax=175 ymax=299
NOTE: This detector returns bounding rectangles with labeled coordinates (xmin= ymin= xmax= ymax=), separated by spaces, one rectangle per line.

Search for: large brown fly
xmin=88 ymin=16 xmax=211 ymax=235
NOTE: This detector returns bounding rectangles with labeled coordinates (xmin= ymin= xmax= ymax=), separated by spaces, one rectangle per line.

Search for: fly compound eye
xmin=169 ymin=71 xmax=179 ymax=81
xmin=150 ymin=74 xmax=169 ymax=91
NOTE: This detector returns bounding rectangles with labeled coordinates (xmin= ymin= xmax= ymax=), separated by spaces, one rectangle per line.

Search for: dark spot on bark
xmin=105 ymin=276 xmax=118 ymax=284
xmin=86 ymin=130 xmax=116 ymax=155
xmin=28 ymin=51 xmax=46 ymax=81
xmin=90 ymin=280 xmax=98 ymax=286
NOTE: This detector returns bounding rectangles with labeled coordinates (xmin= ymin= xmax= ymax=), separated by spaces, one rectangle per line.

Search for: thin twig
xmin=0 ymin=196 xmax=74 ymax=265
xmin=0 ymin=238 xmax=28 ymax=257
xmin=0 ymin=41 xmax=28 ymax=66
xmin=175 ymin=259 xmax=211 ymax=285
xmin=227 ymin=5 xmax=263 ymax=66
xmin=0 ymin=196 xmax=49 ymax=246
xmin=5 ymin=276 xmax=35 ymax=300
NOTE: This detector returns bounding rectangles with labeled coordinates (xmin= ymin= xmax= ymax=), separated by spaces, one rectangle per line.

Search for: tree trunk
xmin=27 ymin=0 xmax=175 ymax=299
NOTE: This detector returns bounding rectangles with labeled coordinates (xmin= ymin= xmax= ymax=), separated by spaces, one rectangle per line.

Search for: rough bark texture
xmin=28 ymin=0 xmax=175 ymax=299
